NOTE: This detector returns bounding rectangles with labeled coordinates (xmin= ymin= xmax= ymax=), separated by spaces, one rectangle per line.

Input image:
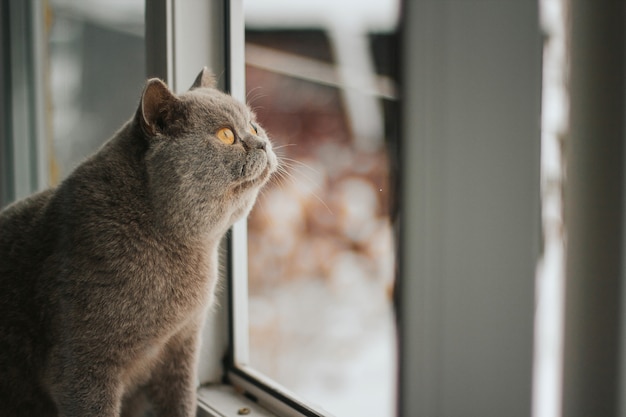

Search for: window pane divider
xmin=227 ymin=367 xmax=330 ymax=417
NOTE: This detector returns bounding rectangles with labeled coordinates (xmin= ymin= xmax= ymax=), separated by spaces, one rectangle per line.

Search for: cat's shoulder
xmin=0 ymin=188 xmax=56 ymax=228
xmin=0 ymin=188 xmax=57 ymax=259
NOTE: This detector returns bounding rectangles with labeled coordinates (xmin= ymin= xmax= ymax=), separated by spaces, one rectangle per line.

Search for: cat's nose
xmin=245 ymin=138 xmax=266 ymax=152
xmin=257 ymin=141 xmax=267 ymax=152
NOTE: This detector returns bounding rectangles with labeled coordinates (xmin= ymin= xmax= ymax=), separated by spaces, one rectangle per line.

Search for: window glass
xmin=47 ymin=0 xmax=144 ymax=181
xmin=244 ymin=2 xmax=400 ymax=416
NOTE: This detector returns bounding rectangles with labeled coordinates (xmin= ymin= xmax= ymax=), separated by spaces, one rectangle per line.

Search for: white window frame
xmin=398 ymin=1 xmax=543 ymax=416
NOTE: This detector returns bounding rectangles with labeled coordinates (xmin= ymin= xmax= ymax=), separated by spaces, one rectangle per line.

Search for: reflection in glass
xmin=244 ymin=2 xmax=399 ymax=416
xmin=47 ymin=0 xmax=144 ymax=181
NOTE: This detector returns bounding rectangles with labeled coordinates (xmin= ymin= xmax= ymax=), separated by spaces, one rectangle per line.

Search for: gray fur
xmin=0 ymin=68 xmax=277 ymax=417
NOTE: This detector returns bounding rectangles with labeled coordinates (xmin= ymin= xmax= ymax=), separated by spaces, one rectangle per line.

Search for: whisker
xmin=267 ymin=166 xmax=288 ymax=186
xmin=272 ymin=143 xmax=298 ymax=151
xmin=280 ymin=157 xmax=323 ymax=176
xmin=269 ymin=168 xmax=293 ymax=189
xmin=279 ymin=161 xmax=322 ymax=186
xmin=246 ymin=87 xmax=268 ymax=108
xmin=246 ymin=86 xmax=264 ymax=101
xmin=273 ymin=157 xmax=334 ymax=215
xmin=251 ymin=188 xmax=274 ymax=223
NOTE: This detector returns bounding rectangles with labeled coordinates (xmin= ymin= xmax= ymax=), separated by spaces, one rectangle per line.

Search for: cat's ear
xmin=139 ymin=78 xmax=178 ymax=137
xmin=190 ymin=67 xmax=217 ymax=90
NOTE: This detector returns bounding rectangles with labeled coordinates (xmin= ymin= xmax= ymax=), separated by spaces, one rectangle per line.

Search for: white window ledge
xmin=198 ymin=385 xmax=279 ymax=417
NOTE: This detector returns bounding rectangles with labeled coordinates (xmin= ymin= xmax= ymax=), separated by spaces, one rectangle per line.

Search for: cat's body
xmin=0 ymin=69 xmax=276 ymax=417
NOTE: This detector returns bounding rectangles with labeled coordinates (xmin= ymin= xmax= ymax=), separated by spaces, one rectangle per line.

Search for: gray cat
xmin=0 ymin=68 xmax=277 ymax=417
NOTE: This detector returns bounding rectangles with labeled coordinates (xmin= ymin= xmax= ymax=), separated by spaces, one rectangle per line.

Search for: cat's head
xmin=135 ymin=68 xmax=278 ymax=235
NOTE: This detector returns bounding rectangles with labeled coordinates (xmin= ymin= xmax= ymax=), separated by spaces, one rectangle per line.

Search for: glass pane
xmin=47 ymin=0 xmax=145 ymax=181
xmin=244 ymin=2 xmax=400 ymax=416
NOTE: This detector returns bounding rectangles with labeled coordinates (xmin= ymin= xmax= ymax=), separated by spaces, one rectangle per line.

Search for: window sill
xmin=198 ymin=384 xmax=279 ymax=417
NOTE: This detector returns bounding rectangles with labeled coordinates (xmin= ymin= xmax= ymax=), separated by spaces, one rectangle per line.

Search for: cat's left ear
xmin=139 ymin=78 xmax=179 ymax=137
xmin=190 ymin=67 xmax=217 ymax=90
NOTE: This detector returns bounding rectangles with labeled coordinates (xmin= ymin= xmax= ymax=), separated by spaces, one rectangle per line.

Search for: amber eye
xmin=249 ymin=123 xmax=258 ymax=136
xmin=216 ymin=127 xmax=235 ymax=145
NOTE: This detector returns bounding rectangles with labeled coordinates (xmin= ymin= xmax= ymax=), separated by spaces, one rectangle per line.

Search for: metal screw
xmin=237 ymin=407 xmax=251 ymax=415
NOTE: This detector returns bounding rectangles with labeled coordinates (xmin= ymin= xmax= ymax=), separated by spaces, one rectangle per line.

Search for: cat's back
xmin=0 ymin=188 xmax=57 ymax=285
xmin=0 ymin=188 xmax=59 ymax=334
xmin=0 ymin=187 xmax=55 ymax=230
xmin=0 ymin=136 xmax=143 ymax=286
xmin=0 ymin=189 xmax=60 ymax=417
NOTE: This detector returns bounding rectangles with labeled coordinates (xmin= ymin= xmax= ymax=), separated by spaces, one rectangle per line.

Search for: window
xmin=12 ymin=1 xmax=624 ymax=416
xmin=47 ymin=0 xmax=145 ymax=180
xmin=1 ymin=0 xmax=146 ymax=202
xmin=1 ymin=0 xmax=47 ymax=205
xmin=227 ymin=2 xmax=400 ymax=417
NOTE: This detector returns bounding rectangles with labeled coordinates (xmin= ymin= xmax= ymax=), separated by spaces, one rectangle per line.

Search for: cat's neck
xmin=114 ymin=121 xmax=237 ymax=243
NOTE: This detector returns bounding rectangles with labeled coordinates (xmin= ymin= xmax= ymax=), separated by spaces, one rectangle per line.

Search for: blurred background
xmin=244 ymin=1 xmax=399 ymax=416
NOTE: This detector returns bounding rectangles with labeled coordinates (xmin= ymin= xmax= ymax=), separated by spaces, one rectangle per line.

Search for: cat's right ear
xmin=139 ymin=78 xmax=178 ymax=137
xmin=189 ymin=67 xmax=217 ymax=90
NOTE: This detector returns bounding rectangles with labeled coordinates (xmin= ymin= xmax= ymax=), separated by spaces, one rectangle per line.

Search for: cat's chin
xmin=232 ymin=163 xmax=275 ymax=195
xmin=233 ymin=150 xmax=277 ymax=192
